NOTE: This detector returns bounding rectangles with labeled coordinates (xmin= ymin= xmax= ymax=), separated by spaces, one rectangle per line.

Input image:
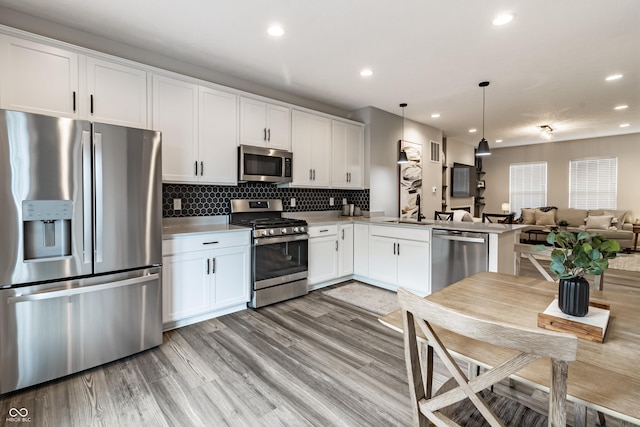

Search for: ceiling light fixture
xmin=431 ymin=113 xmax=441 ymax=118
xmin=360 ymin=68 xmax=373 ymax=77
xmin=267 ymin=24 xmax=285 ymax=37
xmin=469 ymin=128 xmax=477 ymax=133
xmin=492 ymin=13 xmax=515 ymax=26
xmin=496 ymin=139 xmax=503 ymax=143
xmin=476 ymin=81 xmax=491 ymax=156
xmin=605 ymin=74 xmax=623 ymax=81
xmin=397 ymin=103 xmax=409 ymax=164
xmin=614 ymin=105 xmax=628 ymax=110
xmin=620 ymin=123 xmax=630 ymax=128
xmin=538 ymin=124 xmax=554 ymax=140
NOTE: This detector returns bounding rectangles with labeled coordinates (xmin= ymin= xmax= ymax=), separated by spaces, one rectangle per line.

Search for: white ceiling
xmin=0 ymin=0 xmax=638 ymax=148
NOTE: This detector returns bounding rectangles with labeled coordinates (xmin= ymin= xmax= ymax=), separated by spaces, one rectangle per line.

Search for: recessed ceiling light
xmin=614 ymin=105 xmax=628 ymax=110
xmin=620 ymin=123 xmax=630 ymax=128
xmin=605 ymin=74 xmax=623 ymax=81
xmin=267 ymin=24 xmax=284 ymax=37
xmin=495 ymin=139 xmax=503 ymax=143
xmin=492 ymin=13 xmax=515 ymax=26
xmin=469 ymin=128 xmax=477 ymax=133
xmin=360 ymin=68 xmax=373 ymax=77
xmin=431 ymin=113 xmax=440 ymax=118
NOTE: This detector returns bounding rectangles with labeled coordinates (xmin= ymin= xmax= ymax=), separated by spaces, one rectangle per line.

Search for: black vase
xmin=558 ymin=277 xmax=590 ymax=317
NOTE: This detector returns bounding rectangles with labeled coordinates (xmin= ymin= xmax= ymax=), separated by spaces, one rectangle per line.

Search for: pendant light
xmin=397 ymin=103 xmax=409 ymax=163
xmin=475 ymin=81 xmax=491 ymax=157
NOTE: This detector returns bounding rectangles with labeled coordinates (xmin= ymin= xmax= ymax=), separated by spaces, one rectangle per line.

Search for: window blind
xmin=569 ymin=158 xmax=617 ymax=209
xmin=509 ymin=162 xmax=547 ymax=216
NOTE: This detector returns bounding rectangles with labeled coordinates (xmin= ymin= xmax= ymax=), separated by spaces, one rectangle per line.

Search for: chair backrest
xmin=397 ymin=288 xmax=577 ymax=427
xmin=482 ymin=212 xmax=515 ymax=224
xmin=434 ymin=211 xmax=453 ymax=220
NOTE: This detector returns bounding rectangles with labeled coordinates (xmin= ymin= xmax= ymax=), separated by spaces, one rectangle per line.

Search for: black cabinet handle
xmin=335 ymin=240 xmax=338 ymax=251
xmin=397 ymin=243 xmax=400 ymax=256
xmin=393 ymin=243 xmax=396 ymax=255
xmin=207 ymin=258 xmax=210 ymax=275
xmin=200 ymin=161 xmax=203 ymax=176
xmin=309 ymin=169 xmax=312 ymax=180
xmin=202 ymin=241 xmax=219 ymax=245
xmin=267 ymin=128 xmax=271 ymax=141
xmin=194 ymin=161 xmax=198 ymax=176
xmin=72 ymin=91 xmax=76 ymax=112
xmin=342 ymin=229 xmax=344 ymax=240
xmin=263 ymin=128 xmax=267 ymax=140
xmin=211 ymin=258 xmax=216 ymax=274
xmin=90 ymin=94 xmax=94 ymax=114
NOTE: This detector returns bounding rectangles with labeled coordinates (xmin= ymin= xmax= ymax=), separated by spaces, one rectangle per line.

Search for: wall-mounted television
xmin=451 ymin=163 xmax=476 ymax=197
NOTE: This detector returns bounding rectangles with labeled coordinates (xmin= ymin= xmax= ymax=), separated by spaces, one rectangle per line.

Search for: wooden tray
xmin=537 ymin=300 xmax=611 ymax=343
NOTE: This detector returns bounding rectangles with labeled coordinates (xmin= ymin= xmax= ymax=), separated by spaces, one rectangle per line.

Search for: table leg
xmin=574 ymin=403 xmax=587 ymax=427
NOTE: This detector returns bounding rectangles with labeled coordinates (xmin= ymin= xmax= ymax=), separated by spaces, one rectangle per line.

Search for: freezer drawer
xmin=0 ymin=268 xmax=162 ymax=394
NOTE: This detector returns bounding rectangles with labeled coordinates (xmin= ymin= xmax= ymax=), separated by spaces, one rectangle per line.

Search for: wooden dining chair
xmin=397 ymin=288 xmax=578 ymax=427
xmin=434 ymin=211 xmax=454 ymax=221
xmin=482 ymin=212 xmax=515 ymax=224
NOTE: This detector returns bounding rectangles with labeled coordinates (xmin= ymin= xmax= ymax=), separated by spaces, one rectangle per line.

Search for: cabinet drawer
xmin=308 ymin=224 xmax=338 ymax=238
xmin=369 ymin=225 xmax=430 ymax=242
xmin=163 ymin=231 xmax=250 ymax=255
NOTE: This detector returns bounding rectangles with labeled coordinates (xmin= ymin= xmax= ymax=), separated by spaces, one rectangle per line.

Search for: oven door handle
xmin=254 ymin=234 xmax=309 ymax=246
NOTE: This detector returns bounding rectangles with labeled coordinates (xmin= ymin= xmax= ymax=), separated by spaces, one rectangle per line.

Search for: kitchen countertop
xmin=162 ymin=216 xmax=249 ymax=238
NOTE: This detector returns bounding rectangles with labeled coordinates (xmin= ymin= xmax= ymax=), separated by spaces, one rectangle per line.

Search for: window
xmin=509 ymin=162 xmax=547 ymax=216
xmin=569 ymin=158 xmax=617 ymax=209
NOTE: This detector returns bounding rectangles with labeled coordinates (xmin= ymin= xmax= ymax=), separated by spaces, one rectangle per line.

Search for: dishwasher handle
xmin=436 ymin=235 xmax=487 ymax=244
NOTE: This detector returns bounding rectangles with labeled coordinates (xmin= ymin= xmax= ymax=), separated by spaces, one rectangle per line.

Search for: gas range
xmin=229 ymin=200 xmax=308 ymax=238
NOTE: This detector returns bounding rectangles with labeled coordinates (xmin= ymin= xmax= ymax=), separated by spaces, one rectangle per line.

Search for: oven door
xmin=253 ymin=234 xmax=308 ymax=289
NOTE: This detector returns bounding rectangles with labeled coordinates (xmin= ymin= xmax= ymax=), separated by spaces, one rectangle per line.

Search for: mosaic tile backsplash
xmin=163 ymin=182 xmax=370 ymax=217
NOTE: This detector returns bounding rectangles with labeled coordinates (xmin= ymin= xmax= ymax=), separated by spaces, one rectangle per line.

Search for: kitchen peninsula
xmin=297 ymin=214 xmax=526 ymax=296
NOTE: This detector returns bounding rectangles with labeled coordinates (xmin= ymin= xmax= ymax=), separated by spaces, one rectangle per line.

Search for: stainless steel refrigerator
xmin=0 ymin=109 xmax=163 ymax=394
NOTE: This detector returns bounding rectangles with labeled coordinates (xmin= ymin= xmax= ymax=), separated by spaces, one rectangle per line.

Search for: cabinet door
xmin=291 ymin=110 xmax=331 ymax=187
xmin=353 ymin=224 xmax=369 ymax=276
xmin=265 ymin=103 xmax=291 ymax=150
xmin=397 ymin=239 xmax=430 ymax=294
xmin=84 ymin=57 xmax=148 ymax=128
xmin=199 ymin=86 xmax=238 ymax=184
xmin=0 ymin=35 xmax=78 ymax=118
xmin=152 ymin=75 xmax=199 ymax=182
xmin=331 ymin=121 xmax=349 ymax=187
xmin=344 ymin=123 xmax=364 ymax=188
xmin=239 ymin=97 xmax=267 ymax=147
xmin=162 ymin=252 xmax=210 ymax=323
xmin=338 ymin=224 xmax=354 ymax=277
xmin=211 ymin=245 xmax=250 ymax=309
xmin=308 ymin=236 xmax=338 ymax=284
xmin=368 ymin=236 xmax=398 ymax=284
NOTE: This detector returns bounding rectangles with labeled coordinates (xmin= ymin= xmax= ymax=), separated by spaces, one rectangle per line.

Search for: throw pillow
xmin=534 ymin=209 xmax=556 ymax=226
xmin=521 ymin=208 xmax=536 ymax=225
xmin=603 ymin=210 xmax=627 ymax=227
xmin=452 ymin=210 xmax=473 ymax=222
xmin=585 ymin=215 xmax=613 ymax=230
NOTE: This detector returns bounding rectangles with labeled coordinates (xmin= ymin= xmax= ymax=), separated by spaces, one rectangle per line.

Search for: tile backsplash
xmin=163 ymin=182 xmax=370 ymax=217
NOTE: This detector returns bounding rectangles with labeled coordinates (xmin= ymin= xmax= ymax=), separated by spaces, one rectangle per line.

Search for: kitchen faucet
xmin=416 ymin=194 xmax=426 ymax=221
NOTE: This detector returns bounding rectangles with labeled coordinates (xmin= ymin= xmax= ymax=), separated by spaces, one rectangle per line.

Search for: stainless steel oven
xmin=230 ymin=199 xmax=309 ymax=308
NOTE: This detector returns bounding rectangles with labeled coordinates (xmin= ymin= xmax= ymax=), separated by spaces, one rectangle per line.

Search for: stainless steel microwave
xmin=238 ymin=145 xmax=293 ymax=183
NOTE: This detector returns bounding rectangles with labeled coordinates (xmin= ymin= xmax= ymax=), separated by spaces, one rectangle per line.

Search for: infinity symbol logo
xmin=8 ymin=407 xmax=28 ymax=417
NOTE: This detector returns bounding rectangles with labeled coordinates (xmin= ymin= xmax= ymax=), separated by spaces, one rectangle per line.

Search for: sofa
xmin=518 ymin=207 xmax=635 ymax=249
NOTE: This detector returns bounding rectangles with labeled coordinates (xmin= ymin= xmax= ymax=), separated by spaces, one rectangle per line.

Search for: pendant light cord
xmin=482 ymin=86 xmax=485 ymax=139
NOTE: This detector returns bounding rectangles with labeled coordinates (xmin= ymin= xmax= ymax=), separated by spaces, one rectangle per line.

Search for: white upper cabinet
xmin=152 ymin=75 xmax=199 ymax=183
xmin=331 ymin=121 xmax=364 ymax=189
xmin=198 ymin=86 xmax=238 ymax=184
xmin=291 ymin=110 xmax=331 ymax=187
xmin=83 ymin=57 xmax=148 ymax=128
xmin=0 ymin=35 xmax=79 ymax=118
xmin=240 ymin=97 xmax=291 ymax=150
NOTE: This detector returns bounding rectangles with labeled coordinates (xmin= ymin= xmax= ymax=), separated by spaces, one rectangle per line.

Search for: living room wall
xmin=482 ymin=133 xmax=640 ymax=222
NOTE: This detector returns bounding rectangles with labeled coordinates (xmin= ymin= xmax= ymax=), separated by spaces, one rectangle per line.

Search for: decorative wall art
xmin=399 ymin=140 xmax=423 ymax=220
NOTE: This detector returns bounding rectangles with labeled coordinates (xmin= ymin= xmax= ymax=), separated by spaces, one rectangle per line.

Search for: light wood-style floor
xmin=1 ymin=261 xmax=637 ymax=426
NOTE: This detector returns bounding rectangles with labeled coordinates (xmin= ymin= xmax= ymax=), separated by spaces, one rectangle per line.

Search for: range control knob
xmin=293 ymin=227 xmax=299 ymax=233
xmin=260 ymin=230 xmax=268 ymax=237
xmin=269 ymin=229 xmax=275 ymax=235
xmin=281 ymin=228 xmax=287 ymax=234
xmin=300 ymin=226 xmax=306 ymax=233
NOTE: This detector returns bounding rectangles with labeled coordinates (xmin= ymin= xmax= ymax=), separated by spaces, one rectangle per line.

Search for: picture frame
xmin=399 ymin=140 xmax=423 ymax=220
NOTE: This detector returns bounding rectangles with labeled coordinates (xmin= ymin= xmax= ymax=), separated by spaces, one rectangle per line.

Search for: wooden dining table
xmin=378 ymin=271 xmax=640 ymax=427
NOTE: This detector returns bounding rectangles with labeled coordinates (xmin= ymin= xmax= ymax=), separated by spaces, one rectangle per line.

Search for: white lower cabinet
xmin=162 ymin=230 xmax=250 ymax=329
xmin=338 ymin=224 xmax=354 ymax=277
xmin=308 ymin=225 xmax=339 ymax=285
xmin=368 ymin=225 xmax=431 ymax=294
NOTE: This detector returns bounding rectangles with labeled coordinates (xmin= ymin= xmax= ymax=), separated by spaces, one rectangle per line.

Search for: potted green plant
xmin=558 ymin=219 xmax=569 ymax=231
xmin=546 ymin=231 xmax=620 ymax=316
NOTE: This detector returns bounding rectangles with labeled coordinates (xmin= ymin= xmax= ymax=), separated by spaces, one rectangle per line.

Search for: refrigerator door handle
xmin=94 ymin=132 xmax=104 ymax=263
xmin=82 ymin=130 xmax=92 ymax=265
xmin=7 ymin=273 xmax=160 ymax=303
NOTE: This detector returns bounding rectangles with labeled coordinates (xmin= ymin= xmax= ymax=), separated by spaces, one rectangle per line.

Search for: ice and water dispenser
xmin=22 ymin=200 xmax=73 ymax=260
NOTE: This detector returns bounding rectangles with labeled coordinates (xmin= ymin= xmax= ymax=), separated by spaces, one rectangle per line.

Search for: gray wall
xmin=352 ymin=106 xmax=443 ymax=217
xmin=482 ymin=133 xmax=640 ymax=220
xmin=444 ymin=137 xmax=475 ymax=211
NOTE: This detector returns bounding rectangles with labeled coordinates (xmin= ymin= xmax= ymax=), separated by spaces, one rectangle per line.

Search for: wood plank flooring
xmin=1 ymin=261 xmax=637 ymax=426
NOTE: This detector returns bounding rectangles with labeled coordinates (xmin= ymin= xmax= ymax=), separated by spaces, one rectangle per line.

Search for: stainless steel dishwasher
xmin=431 ymin=229 xmax=489 ymax=293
